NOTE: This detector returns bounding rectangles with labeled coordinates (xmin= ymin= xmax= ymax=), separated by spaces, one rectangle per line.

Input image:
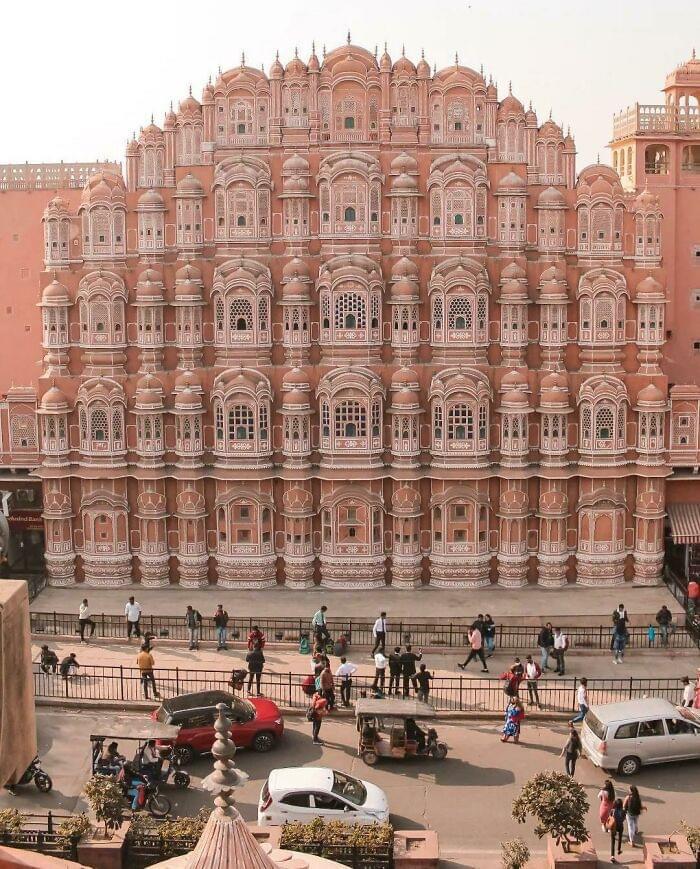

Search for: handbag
xmin=605 ymin=814 xmax=616 ymax=832
xmin=305 ymin=706 xmax=316 ymax=721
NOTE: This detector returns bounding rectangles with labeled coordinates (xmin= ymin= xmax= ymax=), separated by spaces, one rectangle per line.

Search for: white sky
xmin=2 ymin=0 xmax=697 ymax=170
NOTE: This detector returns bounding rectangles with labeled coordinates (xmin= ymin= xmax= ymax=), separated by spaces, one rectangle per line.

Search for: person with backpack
xmin=552 ymin=627 xmax=569 ymax=676
xmin=501 ymin=665 xmax=522 ymax=699
xmin=185 ymin=605 xmax=202 ymax=651
xmin=607 ymin=798 xmax=626 ymax=863
xmin=214 ymin=604 xmax=229 ymax=651
xmin=560 ymin=722 xmax=582 ymax=776
xmin=524 ymin=655 xmax=542 ymax=708
xmin=570 ymin=677 xmax=589 ymax=723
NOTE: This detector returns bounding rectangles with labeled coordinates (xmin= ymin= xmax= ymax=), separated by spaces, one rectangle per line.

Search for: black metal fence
xmin=30 ymin=611 xmax=699 ymax=650
xmin=0 ymin=813 xmax=79 ymax=861
xmin=33 ymin=664 xmax=691 ymax=714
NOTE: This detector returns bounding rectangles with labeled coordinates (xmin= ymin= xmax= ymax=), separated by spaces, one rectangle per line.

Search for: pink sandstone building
xmin=1 ymin=42 xmax=699 ymax=590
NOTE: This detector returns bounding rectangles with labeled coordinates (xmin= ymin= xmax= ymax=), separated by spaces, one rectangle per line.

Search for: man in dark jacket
xmin=655 ymin=605 xmax=673 ymax=647
xmin=245 ymin=643 xmax=265 ymax=695
xmin=39 ymin=645 xmax=59 ymax=674
xmin=388 ymin=646 xmax=402 ymax=695
xmin=214 ymin=604 xmax=229 ymax=651
xmin=185 ymin=605 xmax=202 ymax=651
xmin=400 ymin=644 xmax=422 ymax=697
xmin=537 ymin=622 xmax=554 ymax=672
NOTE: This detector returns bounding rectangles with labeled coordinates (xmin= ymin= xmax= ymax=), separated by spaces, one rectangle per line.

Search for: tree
xmin=512 ymin=771 xmax=589 ymax=853
xmin=82 ymin=776 xmax=124 ymax=837
xmin=501 ymin=837 xmax=530 ymax=868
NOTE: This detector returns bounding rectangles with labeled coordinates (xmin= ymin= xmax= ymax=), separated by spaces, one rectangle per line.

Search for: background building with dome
xmin=3 ymin=42 xmax=700 ymax=590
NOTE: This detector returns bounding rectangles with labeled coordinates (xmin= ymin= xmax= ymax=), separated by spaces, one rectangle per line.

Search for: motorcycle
xmin=14 ymin=756 xmax=53 ymax=793
xmin=117 ymin=766 xmax=171 ymax=817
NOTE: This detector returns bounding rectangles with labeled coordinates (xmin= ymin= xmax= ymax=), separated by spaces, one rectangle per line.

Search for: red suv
xmin=152 ymin=690 xmax=284 ymax=763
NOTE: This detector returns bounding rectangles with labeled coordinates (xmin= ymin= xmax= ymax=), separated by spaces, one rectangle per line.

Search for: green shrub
xmin=512 ymin=771 xmax=589 ymax=853
xmin=57 ymin=814 xmax=92 ymax=844
xmin=501 ymin=837 xmax=530 ymax=868
xmin=82 ymin=776 xmax=124 ymax=837
xmin=0 ymin=809 xmax=24 ymax=835
xmin=280 ymin=818 xmax=393 ymax=851
xmin=682 ymin=821 xmax=700 ymax=857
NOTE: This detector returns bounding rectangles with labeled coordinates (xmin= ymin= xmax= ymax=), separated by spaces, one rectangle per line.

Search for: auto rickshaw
xmin=355 ymin=697 xmax=448 ymax=765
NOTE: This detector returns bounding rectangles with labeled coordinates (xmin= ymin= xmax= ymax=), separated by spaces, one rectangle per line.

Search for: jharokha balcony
xmin=612 ymin=103 xmax=700 ymax=140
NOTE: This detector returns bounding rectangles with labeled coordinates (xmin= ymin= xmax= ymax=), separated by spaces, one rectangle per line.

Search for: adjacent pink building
xmin=5 ymin=42 xmax=698 ymax=590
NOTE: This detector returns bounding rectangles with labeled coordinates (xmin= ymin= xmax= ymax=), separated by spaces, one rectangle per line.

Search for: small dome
xmin=283 ymin=388 xmax=310 ymax=408
xmin=307 ymin=48 xmax=320 ymax=72
xmin=636 ymin=383 xmax=666 ymax=405
xmin=590 ymin=175 xmax=614 ymax=197
xmin=40 ymin=386 xmax=68 ymax=409
xmin=283 ymin=153 xmax=310 ymax=173
xmin=540 ymin=264 xmax=566 ymax=283
xmin=201 ymin=80 xmax=214 ymax=101
xmin=540 ymin=387 xmax=569 ymax=408
xmin=41 ymin=279 xmax=70 ymax=304
xmin=500 ymin=279 xmax=527 ymax=298
xmin=179 ymin=92 xmax=201 ymax=114
xmin=136 ymin=373 xmax=162 ymax=392
xmin=282 ymin=258 xmax=311 ymax=282
xmin=282 ymin=367 xmax=310 ymax=389
xmin=391 ymin=367 xmax=419 ymax=389
xmin=391 ymin=257 xmax=418 ymax=280
xmin=282 ymin=278 xmax=311 ymax=300
xmin=636 ymin=276 xmax=664 ymax=298
xmin=541 ymin=372 xmax=568 ymax=391
xmin=392 ymin=172 xmax=418 ymax=191
xmin=501 ymin=262 xmax=526 ymax=281
xmin=499 ymin=93 xmax=525 ymax=115
xmin=486 ymin=80 xmax=497 ymax=98
xmin=379 ymin=48 xmax=392 ymax=71
xmin=498 ymin=171 xmax=527 ymax=190
xmin=174 ymin=387 xmax=203 ymax=408
xmin=137 ymin=267 xmax=163 ymax=285
xmin=390 ymin=278 xmax=419 ymax=300
xmin=285 ymin=54 xmax=307 ymax=76
xmin=174 ymin=370 xmax=202 ymax=391
xmin=175 ymin=262 xmax=202 ymax=282
xmin=540 ymin=279 xmax=566 ymax=299
xmin=390 ymin=152 xmax=418 ymax=175
xmin=501 ymin=389 xmax=528 ymax=407
xmin=392 ymin=388 xmax=420 ymax=407
xmin=501 ymin=369 xmax=529 ymax=390
xmin=525 ymin=105 xmax=538 ymax=124
xmin=416 ymin=53 xmax=430 ymax=77
xmin=393 ymin=55 xmax=416 ymax=76
xmin=176 ymin=174 xmax=204 ymax=196
xmin=270 ymin=53 xmax=284 ymax=77
xmin=538 ymin=186 xmax=566 ymax=207
xmin=539 ymin=118 xmax=562 ymax=138
xmin=164 ymin=106 xmax=177 ymax=128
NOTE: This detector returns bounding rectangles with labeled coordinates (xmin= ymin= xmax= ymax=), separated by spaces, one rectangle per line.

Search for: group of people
xmin=598 ymin=780 xmax=647 ymax=861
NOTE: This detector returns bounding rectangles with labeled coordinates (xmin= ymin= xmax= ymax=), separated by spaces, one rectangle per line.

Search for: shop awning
xmin=667 ymin=503 xmax=700 ymax=544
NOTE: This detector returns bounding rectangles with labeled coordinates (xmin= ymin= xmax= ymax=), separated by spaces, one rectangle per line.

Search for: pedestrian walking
xmin=247 ymin=624 xmax=266 ymax=650
xmin=415 ymin=663 xmax=433 ymax=703
xmin=623 ymin=785 xmax=645 ymax=847
xmin=458 ymin=626 xmax=489 ymax=672
xmin=312 ymin=605 xmax=330 ymax=646
xmin=319 ymin=662 xmax=335 ymax=709
xmin=335 ymin=657 xmax=357 ymax=707
xmin=308 ymin=691 xmax=329 ymax=745
xmin=501 ymin=666 xmax=522 ymax=699
xmin=537 ymin=622 xmax=554 ymax=671
xmin=400 ymin=645 xmax=422 ymax=697
xmin=372 ymin=649 xmax=388 ymax=693
xmin=246 ymin=643 xmax=265 ymax=695
xmin=388 ymin=646 xmax=402 ymax=695
xmin=78 ymin=598 xmax=96 ymax=643
xmin=655 ymin=605 xmax=673 ymax=647
xmin=607 ymin=798 xmax=626 ymax=863
xmin=612 ymin=603 xmax=629 ymax=626
xmin=681 ymin=675 xmax=695 ymax=707
xmin=185 ymin=605 xmax=202 ymax=650
xmin=483 ymin=614 xmax=496 ymax=656
xmin=570 ymin=677 xmax=589 ymax=724
xmin=552 ymin=627 xmax=568 ymax=676
xmin=612 ymin=618 xmax=628 ymax=664
xmin=214 ymin=604 xmax=229 ymax=651
xmin=124 ymin=596 xmax=142 ymax=640
xmin=311 ymin=651 xmax=328 ymax=676
xmin=137 ymin=643 xmax=160 ymax=699
xmin=524 ymin=655 xmax=542 ymax=708
xmin=471 ymin=613 xmax=485 ymax=635
xmin=598 ymin=779 xmax=616 ymax=832
xmin=371 ymin=612 xmax=388 ymax=655
xmin=59 ymin=652 xmax=79 ymax=681
xmin=501 ymin=698 xmax=525 ymax=743
xmin=39 ymin=645 xmax=59 ymax=674
xmin=560 ymin=722 xmax=582 ymax=776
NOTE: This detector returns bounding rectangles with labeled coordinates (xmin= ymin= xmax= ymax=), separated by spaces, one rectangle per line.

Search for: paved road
xmin=2 ymin=709 xmax=697 ymax=867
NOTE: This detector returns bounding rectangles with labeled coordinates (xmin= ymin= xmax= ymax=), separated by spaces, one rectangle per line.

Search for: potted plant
xmin=0 ymin=808 xmax=25 ymax=840
xmin=512 ymin=771 xmax=594 ymax=867
xmin=82 ymin=776 xmax=124 ymax=838
xmin=643 ymin=821 xmax=699 ymax=867
xmin=501 ymin=838 xmax=530 ymax=869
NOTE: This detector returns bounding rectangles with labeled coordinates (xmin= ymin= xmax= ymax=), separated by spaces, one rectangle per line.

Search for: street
xmin=2 ymin=709 xmax=697 ymax=867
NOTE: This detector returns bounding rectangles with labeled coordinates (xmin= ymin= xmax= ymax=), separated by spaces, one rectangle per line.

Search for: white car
xmin=258 ymin=767 xmax=389 ymax=826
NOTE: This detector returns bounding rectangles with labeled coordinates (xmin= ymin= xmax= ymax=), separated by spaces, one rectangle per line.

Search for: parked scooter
xmin=4 ymin=757 xmax=53 ymax=794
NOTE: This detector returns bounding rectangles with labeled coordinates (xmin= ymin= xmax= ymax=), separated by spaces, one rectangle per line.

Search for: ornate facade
xmin=16 ymin=42 xmax=681 ymax=588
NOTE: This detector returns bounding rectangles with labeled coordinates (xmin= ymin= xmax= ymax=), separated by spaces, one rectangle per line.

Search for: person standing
xmin=78 ymin=598 xmax=96 ymax=643
xmin=552 ymin=627 xmax=568 ymax=676
xmin=457 ymin=626 xmax=488 ymax=672
xmin=59 ymin=652 xmax=79 ymax=681
xmin=688 ymin=578 xmax=699 ymax=616
xmin=612 ymin=618 xmax=627 ymax=664
xmin=524 ymin=655 xmax=542 ymax=708
xmin=335 ymin=657 xmax=357 ymax=707
xmin=570 ymin=677 xmax=589 ymax=724
xmin=39 ymin=645 xmax=59 ymax=675
xmin=312 ymin=605 xmax=330 ymax=646
xmin=500 ymin=698 xmax=525 ymax=743
xmin=246 ymin=643 xmax=265 ymax=695
xmin=371 ymin=612 xmax=388 ymax=655
xmin=415 ymin=663 xmax=433 ymax=703
xmin=612 ymin=603 xmax=629 ymax=626
xmin=247 ymin=624 xmax=266 ymax=650
xmin=681 ymin=675 xmax=695 ymax=707
xmin=471 ymin=614 xmax=486 ymax=635
xmin=185 ymin=605 xmax=202 ymax=650
xmin=309 ymin=691 xmax=329 ymax=745
xmin=137 ymin=643 xmax=160 ymax=699
xmin=483 ymin=614 xmax=496 ymax=656
xmin=598 ymin=779 xmax=616 ymax=832
xmin=655 ymin=605 xmax=673 ymax=647
xmin=608 ymin=798 xmax=626 ymax=863
xmin=400 ymin=645 xmax=422 ymax=697
xmin=319 ymin=662 xmax=335 ymax=709
xmin=213 ymin=604 xmax=229 ymax=651
xmin=388 ymin=646 xmax=402 ymax=695
xmin=124 ymin=596 xmax=142 ymax=641
xmin=537 ymin=622 xmax=554 ymax=672
xmin=560 ymin=722 xmax=582 ymax=776
xmin=623 ymin=785 xmax=645 ymax=847
xmin=372 ymin=649 xmax=388 ymax=693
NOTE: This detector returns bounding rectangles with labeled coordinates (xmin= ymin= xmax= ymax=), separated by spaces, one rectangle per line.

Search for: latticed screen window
xmin=370 ymin=294 xmax=380 ymax=329
xmin=258 ymin=297 xmax=269 ymax=331
xmin=433 ymin=405 xmax=443 ymax=438
xmin=215 ymin=404 xmax=224 ymax=439
xmin=91 ymin=208 xmax=111 ymax=253
xmin=334 ymin=293 xmax=366 ymax=330
xmin=479 ymin=405 xmax=487 ymax=438
xmin=91 ymin=408 xmax=108 ymax=441
xmin=581 ymin=405 xmax=592 ymax=441
xmin=591 ymin=205 xmax=612 ymax=243
xmin=10 ymin=414 xmax=37 ymax=449
xmin=445 ymin=186 xmax=473 ymax=233
xmin=595 ymin=406 xmax=614 ymax=440
xmin=80 ymin=408 xmax=88 ymax=440
xmin=371 ymin=401 xmax=381 ymax=436
xmin=335 ymin=401 xmax=366 ymax=438
xmin=258 ymin=404 xmax=269 ymax=440
xmin=321 ymin=402 xmax=330 ymax=437
xmin=617 ymin=406 xmax=625 ymax=442
xmin=477 ymin=296 xmax=488 ymax=331
xmin=448 ymin=297 xmax=473 ymax=330
xmin=447 ymin=404 xmax=473 ymax=441
xmin=112 ymin=408 xmax=123 ymax=441
xmin=229 ymin=405 xmax=254 ymax=440
xmin=432 ymin=296 xmax=444 ymax=329
xmin=229 ymin=299 xmax=253 ymax=331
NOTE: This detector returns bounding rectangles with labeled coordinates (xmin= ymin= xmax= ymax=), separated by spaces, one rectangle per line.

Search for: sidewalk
xmin=29 ymin=582 xmax=684 ymax=625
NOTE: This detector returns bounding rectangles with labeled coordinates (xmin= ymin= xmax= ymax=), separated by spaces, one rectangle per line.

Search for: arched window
xmin=228 ymin=405 xmax=255 ymax=440
xmin=344 ymin=116 xmax=355 ymax=129
xmin=335 ymin=401 xmax=366 ymax=439
xmin=344 ymin=206 xmax=356 ymax=222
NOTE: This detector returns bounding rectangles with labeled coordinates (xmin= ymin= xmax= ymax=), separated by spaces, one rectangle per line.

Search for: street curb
xmin=35 ymin=696 xmax=571 ymax=721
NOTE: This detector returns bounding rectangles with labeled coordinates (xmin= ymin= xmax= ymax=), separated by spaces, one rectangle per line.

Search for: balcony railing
xmin=612 ymin=103 xmax=700 ymax=139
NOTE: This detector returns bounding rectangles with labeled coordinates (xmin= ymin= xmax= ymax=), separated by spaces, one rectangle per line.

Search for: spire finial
xmin=312 ymin=40 xmax=316 ymax=54
xmin=374 ymin=45 xmax=378 ymax=59
xmin=323 ymin=43 xmax=326 ymax=58
xmin=508 ymin=80 xmax=512 ymax=94
xmin=433 ymin=62 xmax=437 ymax=75
xmin=208 ymin=75 xmax=212 ymax=85
xmin=693 ymin=47 xmax=697 ymax=59
xmin=294 ymin=46 xmax=298 ymax=58
xmin=384 ymin=41 xmax=388 ymax=53
xmin=347 ymin=30 xmax=351 ymax=45
xmin=549 ymin=108 xmax=552 ymax=120
xmin=241 ymin=51 xmax=245 ymax=66
xmin=421 ymin=48 xmax=425 ymax=59
xmin=189 ymin=84 xmax=192 ymax=96
xmin=218 ymin=64 xmax=222 ymax=76
xmin=455 ymin=51 xmax=459 ymax=65
xmin=150 ymin=113 xmax=154 ymax=124
xmin=596 ymin=152 xmax=600 ymax=164
xmin=275 ymin=50 xmax=279 ymax=61
xmin=401 ymin=43 xmax=405 ymax=56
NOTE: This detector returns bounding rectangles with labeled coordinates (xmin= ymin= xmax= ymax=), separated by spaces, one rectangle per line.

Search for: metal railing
xmin=0 ymin=813 xmax=78 ymax=861
xmin=30 ymin=611 xmax=699 ymax=650
xmin=33 ymin=665 xmax=691 ymax=714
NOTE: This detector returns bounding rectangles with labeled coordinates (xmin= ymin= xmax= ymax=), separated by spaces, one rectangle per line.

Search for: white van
xmin=581 ymin=698 xmax=700 ymax=775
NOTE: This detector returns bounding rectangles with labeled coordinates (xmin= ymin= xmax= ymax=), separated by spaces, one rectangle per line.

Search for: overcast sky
xmin=2 ymin=0 xmax=697 ymax=170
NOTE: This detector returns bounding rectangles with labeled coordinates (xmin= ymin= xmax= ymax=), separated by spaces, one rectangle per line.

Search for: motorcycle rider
xmin=140 ymin=740 xmax=162 ymax=780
